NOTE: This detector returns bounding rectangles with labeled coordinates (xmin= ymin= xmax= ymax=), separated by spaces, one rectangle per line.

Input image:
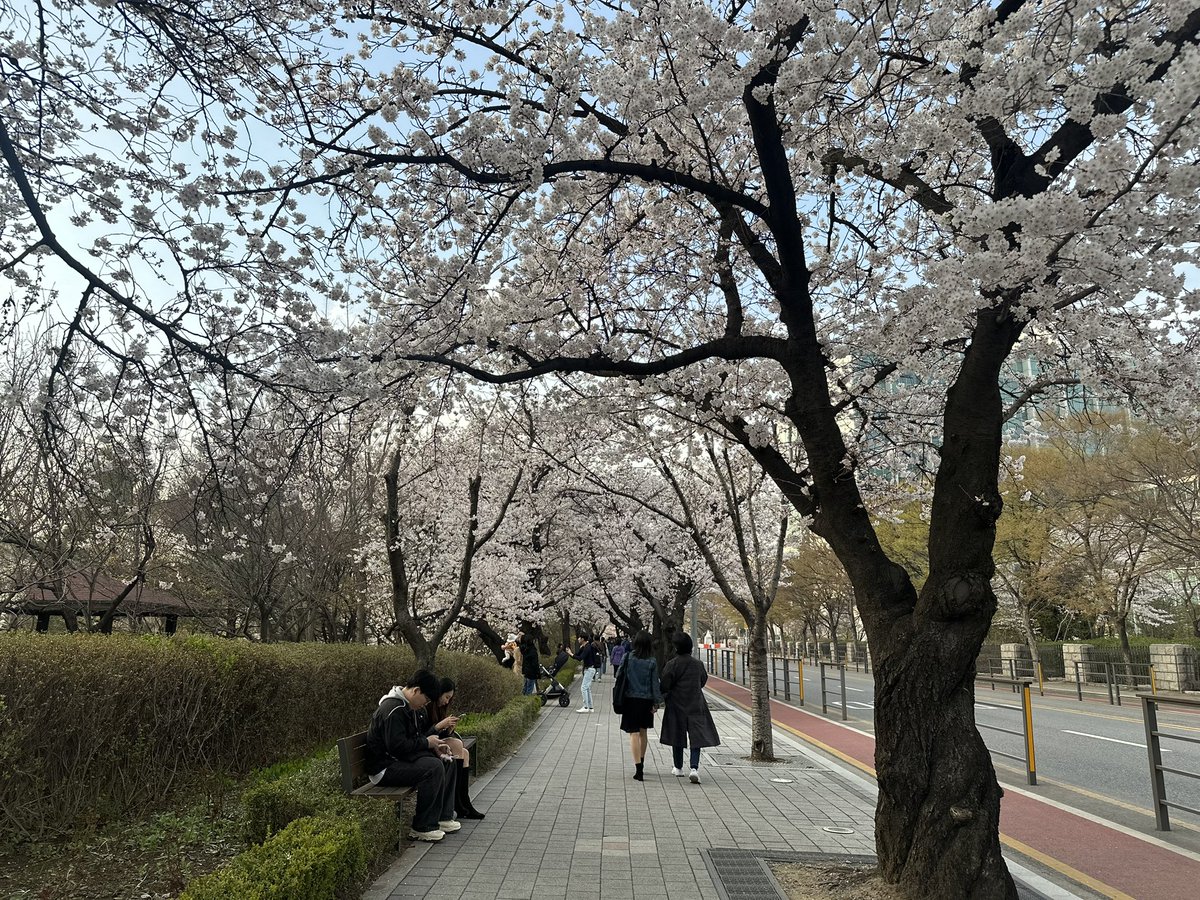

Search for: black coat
xmin=520 ymin=643 xmax=541 ymax=679
xmin=657 ymin=655 xmax=720 ymax=749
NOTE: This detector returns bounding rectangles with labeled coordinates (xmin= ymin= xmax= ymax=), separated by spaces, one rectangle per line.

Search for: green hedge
xmin=241 ymin=751 xmax=396 ymax=851
xmin=187 ymin=693 xmax=545 ymax=900
xmin=0 ymin=633 xmax=521 ymax=840
xmin=240 ymin=694 xmax=542 ymax=847
xmin=179 ymin=815 xmax=366 ymax=900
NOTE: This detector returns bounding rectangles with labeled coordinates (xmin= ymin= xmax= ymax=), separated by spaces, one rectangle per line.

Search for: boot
xmin=454 ymin=759 xmax=485 ymax=819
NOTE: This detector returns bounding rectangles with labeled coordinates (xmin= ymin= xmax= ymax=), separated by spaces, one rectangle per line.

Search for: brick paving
xmin=363 ymin=673 xmax=877 ymax=900
xmin=363 ymin=673 xmax=1086 ymax=900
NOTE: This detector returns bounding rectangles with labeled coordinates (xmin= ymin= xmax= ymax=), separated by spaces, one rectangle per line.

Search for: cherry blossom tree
xmin=295 ymin=4 xmax=1195 ymax=892
xmin=6 ymin=1 xmax=1200 ymax=895
xmin=378 ymin=393 xmax=528 ymax=668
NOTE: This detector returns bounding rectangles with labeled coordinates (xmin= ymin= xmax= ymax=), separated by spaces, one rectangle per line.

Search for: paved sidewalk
xmin=363 ymin=672 xmax=1073 ymax=900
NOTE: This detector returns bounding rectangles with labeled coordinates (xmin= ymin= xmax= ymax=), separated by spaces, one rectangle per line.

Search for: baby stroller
xmin=539 ymin=663 xmax=572 ymax=707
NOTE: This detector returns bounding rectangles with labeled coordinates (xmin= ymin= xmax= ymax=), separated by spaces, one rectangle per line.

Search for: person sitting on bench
xmin=364 ymin=669 xmax=459 ymax=843
xmin=421 ymin=677 xmax=485 ymax=820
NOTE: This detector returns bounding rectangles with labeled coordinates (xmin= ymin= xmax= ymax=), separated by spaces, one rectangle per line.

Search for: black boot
xmin=455 ymin=759 xmax=485 ymax=819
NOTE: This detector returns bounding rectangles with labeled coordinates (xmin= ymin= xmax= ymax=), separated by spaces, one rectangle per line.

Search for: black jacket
xmin=658 ymin=655 xmax=721 ymax=749
xmin=520 ymin=641 xmax=541 ymax=679
xmin=364 ymin=689 xmax=431 ymax=776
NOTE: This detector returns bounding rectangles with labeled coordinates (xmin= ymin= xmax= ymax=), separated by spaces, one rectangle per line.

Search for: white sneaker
xmin=408 ymin=828 xmax=445 ymax=842
xmin=576 ymin=706 xmax=590 ymax=713
xmin=438 ymin=820 xmax=461 ymax=833
xmin=671 ymin=767 xmax=684 ymax=777
xmin=689 ymin=769 xmax=700 ymax=784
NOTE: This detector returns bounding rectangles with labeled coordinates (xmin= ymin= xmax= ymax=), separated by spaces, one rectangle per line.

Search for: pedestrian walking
xmin=659 ymin=631 xmax=720 ymax=784
xmin=618 ymin=630 xmax=662 ymax=781
xmin=610 ymin=636 xmax=627 ymax=670
xmin=594 ymin=635 xmax=608 ymax=681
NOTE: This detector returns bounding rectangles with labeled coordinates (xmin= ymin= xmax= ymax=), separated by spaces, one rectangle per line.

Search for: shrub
xmin=181 ymin=692 xmax=545 ymax=899
xmin=179 ymin=815 xmax=366 ymax=900
xmin=456 ymin=694 xmax=544 ymax=772
xmin=0 ymin=633 xmax=518 ymax=840
xmin=241 ymin=752 xmax=394 ymax=858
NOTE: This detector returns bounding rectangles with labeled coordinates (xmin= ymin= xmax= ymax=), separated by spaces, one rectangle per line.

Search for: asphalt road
xmin=714 ymin=653 xmax=1200 ymax=847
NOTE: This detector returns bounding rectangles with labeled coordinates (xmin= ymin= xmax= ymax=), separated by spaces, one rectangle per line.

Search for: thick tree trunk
xmin=747 ymin=617 xmax=774 ymax=761
xmin=874 ymin=626 xmax=1016 ymax=899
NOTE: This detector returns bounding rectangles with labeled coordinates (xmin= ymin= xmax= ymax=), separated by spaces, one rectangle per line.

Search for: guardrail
xmin=975 ymin=675 xmax=1037 ymax=785
xmin=818 ymin=660 xmax=847 ymax=721
xmin=1139 ymin=692 xmax=1200 ymax=831
xmin=978 ymin=657 xmax=1045 ymax=696
xmin=703 ymin=648 xmax=739 ymax=681
xmin=769 ymin=655 xmax=805 ymax=705
xmin=1072 ymin=660 xmax=1155 ymax=705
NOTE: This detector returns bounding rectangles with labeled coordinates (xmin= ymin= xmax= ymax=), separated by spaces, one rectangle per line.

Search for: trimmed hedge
xmin=240 ymin=752 xmax=397 ymax=850
xmin=186 ymin=693 xmax=545 ymax=900
xmin=179 ymin=814 xmax=366 ymax=900
xmin=0 ymin=633 xmax=522 ymax=840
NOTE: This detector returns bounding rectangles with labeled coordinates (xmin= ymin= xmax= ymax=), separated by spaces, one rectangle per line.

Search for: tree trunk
xmin=747 ymin=616 xmax=774 ymax=761
xmin=1018 ymin=599 xmax=1039 ymax=679
xmin=1116 ymin=613 xmax=1133 ymax=667
xmin=873 ymin=627 xmax=1016 ymax=899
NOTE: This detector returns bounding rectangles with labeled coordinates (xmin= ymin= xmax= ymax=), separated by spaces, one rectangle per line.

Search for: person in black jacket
xmin=659 ymin=632 xmax=721 ymax=784
xmin=519 ymin=633 xmax=540 ymax=695
xmin=364 ymin=669 xmax=459 ymax=842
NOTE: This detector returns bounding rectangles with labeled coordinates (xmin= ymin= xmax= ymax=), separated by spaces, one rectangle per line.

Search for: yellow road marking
xmin=992 ymin=761 xmax=1200 ymax=835
xmin=999 ymin=835 xmax=1135 ymax=899
xmin=711 ymin=683 xmax=1142 ymax=900
xmin=1030 ymin=699 xmax=1200 ymax=733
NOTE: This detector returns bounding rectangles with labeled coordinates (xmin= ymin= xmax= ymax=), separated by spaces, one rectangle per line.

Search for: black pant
xmin=379 ymin=755 xmax=457 ymax=831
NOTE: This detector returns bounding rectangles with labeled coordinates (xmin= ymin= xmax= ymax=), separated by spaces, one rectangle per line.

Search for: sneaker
xmin=408 ymin=828 xmax=445 ymax=842
xmin=576 ymin=706 xmax=590 ymax=713
xmin=689 ymin=769 xmax=700 ymax=784
xmin=438 ymin=820 xmax=461 ymax=833
xmin=671 ymin=767 xmax=684 ymax=777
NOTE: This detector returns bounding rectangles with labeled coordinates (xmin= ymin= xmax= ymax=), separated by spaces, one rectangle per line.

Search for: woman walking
xmin=618 ymin=631 xmax=662 ymax=781
xmin=659 ymin=632 xmax=720 ymax=783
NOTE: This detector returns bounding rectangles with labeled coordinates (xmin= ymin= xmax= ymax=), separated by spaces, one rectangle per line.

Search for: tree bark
xmin=874 ymin=623 xmax=1014 ymax=899
xmin=747 ymin=616 xmax=774 ymax=760
xmin=1018 ymin=598 xmax=1040 ymax=678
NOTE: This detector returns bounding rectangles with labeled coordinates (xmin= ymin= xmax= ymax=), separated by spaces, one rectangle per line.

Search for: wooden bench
xmin=337 ymin=731 xmax=476 ymax=798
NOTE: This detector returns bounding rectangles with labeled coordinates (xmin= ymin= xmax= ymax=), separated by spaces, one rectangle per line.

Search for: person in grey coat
xmin=659 ymin=631 xmax=720 ymax=783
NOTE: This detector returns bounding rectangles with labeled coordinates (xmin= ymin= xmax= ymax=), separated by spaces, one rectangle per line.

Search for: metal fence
xmin=1071 ymin=660 xmax=1156 ymax=705
xmin=975 ymin=675 xmax=1037 ymax=785
xmin=818 ymin=660 xmax=848 ymax=721
xmin=1139 ymin=692 xmax=1200 ymax=831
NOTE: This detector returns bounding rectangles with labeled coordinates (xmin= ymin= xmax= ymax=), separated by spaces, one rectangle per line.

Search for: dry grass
xmin=771 ymin=862 xmax=905 ymax=900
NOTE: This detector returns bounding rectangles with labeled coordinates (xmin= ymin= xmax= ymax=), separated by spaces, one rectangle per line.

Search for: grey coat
xmin=657 ymin=654 xmax=720 ymax=749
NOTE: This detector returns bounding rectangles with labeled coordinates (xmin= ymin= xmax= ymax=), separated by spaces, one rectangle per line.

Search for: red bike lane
xmin=707 ymin=676 xmax=1200 ymax=899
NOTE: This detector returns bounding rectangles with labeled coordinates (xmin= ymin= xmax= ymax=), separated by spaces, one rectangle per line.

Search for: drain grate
xmin=702 ymin=849 xmax=1056 ymax=900
xmin=706 ymin=699 xmax=733 ymax=711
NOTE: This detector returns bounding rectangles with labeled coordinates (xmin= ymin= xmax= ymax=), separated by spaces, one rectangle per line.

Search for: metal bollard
xmin=1021 ymin=682 xmax=1037 ymax=785
xmin=1142 ymin=695 xmax=1170 ymax=831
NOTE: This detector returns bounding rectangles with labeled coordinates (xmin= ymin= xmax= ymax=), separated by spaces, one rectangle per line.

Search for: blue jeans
xmin=523 ymin=677 xmax=536 ymax=695
xmin=581 ymin=666 xmax=596 ymax=708
xmin=672 ymin=746 xmax=702 ymax=769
